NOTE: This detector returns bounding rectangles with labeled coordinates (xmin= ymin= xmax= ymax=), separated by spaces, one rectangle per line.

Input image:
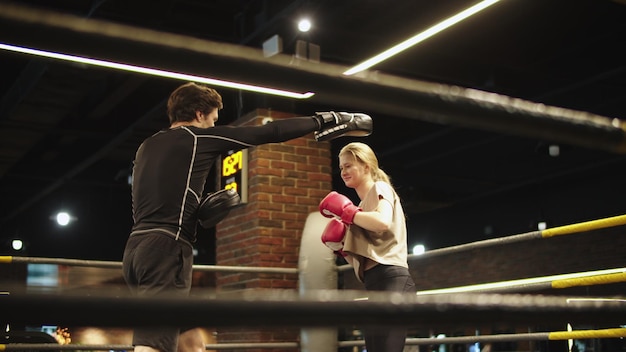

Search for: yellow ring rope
xmin=549 ymin=328 xmax=626 ymax=340
xmin=552 ymin=272 xmax=626 ymax=289
xmin=541 ymin=214 xmax=626 ymax=237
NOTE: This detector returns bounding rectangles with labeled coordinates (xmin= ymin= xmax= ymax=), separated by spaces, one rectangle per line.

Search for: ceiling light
xmin=343 ymin=0 xmax=502 ymax=75
xmin=56 ymin=212 xmax=71 ymax=226
xmin=549 ymin=144 xmax=560 ymax=157
xmin=0 ymin=43 xmax=315 ymax=99
xmin=11 ymin=239 xmax=23 ymax=251
xmin=298 ymin=18 xmax=312 ymax=32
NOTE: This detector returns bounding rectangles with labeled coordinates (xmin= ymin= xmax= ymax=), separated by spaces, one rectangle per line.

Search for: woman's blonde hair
xmin=339 ymin=142 xmax=392 ymax=185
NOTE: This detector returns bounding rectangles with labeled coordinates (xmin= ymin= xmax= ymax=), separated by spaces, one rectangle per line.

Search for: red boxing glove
xmin=321 ymin=218 xmax=347 ymax=252
xmin=319 ymin=191 xmax=361 ymax=224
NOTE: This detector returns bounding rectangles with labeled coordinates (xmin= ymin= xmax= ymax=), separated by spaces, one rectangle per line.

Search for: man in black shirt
xmin=122 ymin=82 xmax=372 ymax=352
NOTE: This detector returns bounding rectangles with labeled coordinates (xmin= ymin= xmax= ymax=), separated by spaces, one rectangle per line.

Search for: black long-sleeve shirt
xmin=130 ymin=116 xmax=319 ymax=245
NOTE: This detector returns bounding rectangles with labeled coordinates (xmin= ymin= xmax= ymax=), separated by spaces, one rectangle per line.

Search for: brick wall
xmin=214 ymin=109 xmax=332 ymax=349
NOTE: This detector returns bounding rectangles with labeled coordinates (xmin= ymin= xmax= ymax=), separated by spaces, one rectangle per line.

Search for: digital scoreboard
xmin=220 ymin=149 xmax=248 ymax=203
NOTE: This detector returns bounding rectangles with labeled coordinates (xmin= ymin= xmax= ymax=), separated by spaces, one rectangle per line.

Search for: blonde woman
xmin=319 ymin=141 xmax=415 ymax=352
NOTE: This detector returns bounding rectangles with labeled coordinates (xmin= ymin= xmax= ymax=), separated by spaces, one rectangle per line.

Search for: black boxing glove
xmin=314 ymin=111 xmax=373 ymax=142
xmin=197 ymin=188 xmax=241 ymax=228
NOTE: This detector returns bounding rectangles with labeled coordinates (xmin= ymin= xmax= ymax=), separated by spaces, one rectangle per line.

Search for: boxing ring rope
xmin=2 ymin=257 xmax=624 ymax=295
xmin=338 ymin=327 xmax=626 ymax=348
xmin=2 ymin=290 xmax=626 ymax=351
xmin=337 ymin=213 xmax=626 ymax=274
xmin=2 ymin=289 xmax=626 ymax=328
xmin=4 ymin=212 xmax=623 ymax=277
xmin=417 ymin=267 xmax=626 ymax=295
xmin=3 ymin=257 xmax=624 ymax=295
xmin=3 ymin=212 xmax=626 ymax=350
xmin=0 ymin=342 xmax=300 ymax=350
xmin=2 ymin=272 xmax=625 ymax=350
xmin=411 ymin=213 xmax=626 ymax=260
xmin=3 ymin=328 xmax=626 ymax=350
xmin=0 ymin=256 xmax=297 ymax=275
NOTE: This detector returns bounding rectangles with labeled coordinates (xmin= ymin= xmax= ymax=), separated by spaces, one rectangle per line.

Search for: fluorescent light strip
xmin=0 ymin=43 xmax=315 ymax=99
xmin=343 ymin=0 xmax=502 ymax=76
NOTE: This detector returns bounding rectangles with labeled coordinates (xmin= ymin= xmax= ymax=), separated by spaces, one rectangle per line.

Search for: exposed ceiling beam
xmin=1 ymin=2 xmax=626 ymax=155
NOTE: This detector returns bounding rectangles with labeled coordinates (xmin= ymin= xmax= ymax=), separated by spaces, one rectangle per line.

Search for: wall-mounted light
xmin=412 ymin=244 xmax=426 ymax=255
xmin=537 ymin=221 xmax=547 ymax=231
xmin=0 ymin=43 xmax=315 ymax=99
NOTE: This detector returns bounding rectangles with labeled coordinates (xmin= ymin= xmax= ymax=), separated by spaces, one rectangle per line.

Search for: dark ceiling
xmin=1 ymin=0 xmax=626 ymax=262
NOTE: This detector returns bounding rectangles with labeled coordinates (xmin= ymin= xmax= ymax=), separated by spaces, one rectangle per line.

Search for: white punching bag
xmin=298 ymin=212 xmax=338 ymax=352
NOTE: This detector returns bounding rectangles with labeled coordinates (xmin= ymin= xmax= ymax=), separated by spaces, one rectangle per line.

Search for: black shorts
xmin=363 ymin=264 xmax=415 ymax=292
xmin=122 ymin=232 xmax=194 ymax=352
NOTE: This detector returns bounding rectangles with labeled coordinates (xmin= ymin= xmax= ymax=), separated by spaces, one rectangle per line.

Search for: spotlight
xmin=11 ymin=239 xmax=23 ymax=251
xmin=412 ymin=244 xmax=425 ymax=255
xmin=549 ymin=144 xmax=560 ymax=157
xmin=53 ymin=211 xmax=77 ymax=226
xmin=56 ymin=212 xmax=71 ymax=226
xmin=537 ymin=221 xmax=547 ymax=231
xmin=298 ymin=18 xmax=311 ymax=32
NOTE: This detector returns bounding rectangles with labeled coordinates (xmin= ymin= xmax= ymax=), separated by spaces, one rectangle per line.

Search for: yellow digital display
xmin=222 ymin=150 xmax=243 ymax=177
xmin=221 ymin=149 xmax=248 ymax=203
xmin=224 ymin=181 xmax=238 ymax=192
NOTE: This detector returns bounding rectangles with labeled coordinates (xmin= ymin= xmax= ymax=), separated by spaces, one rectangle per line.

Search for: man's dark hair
xmin=167 ymin=82 xmax=224 ymax=124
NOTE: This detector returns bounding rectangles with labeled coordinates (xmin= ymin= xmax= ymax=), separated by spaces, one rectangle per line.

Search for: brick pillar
xmin=215 ymin=109 xmax=332 ymax=349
